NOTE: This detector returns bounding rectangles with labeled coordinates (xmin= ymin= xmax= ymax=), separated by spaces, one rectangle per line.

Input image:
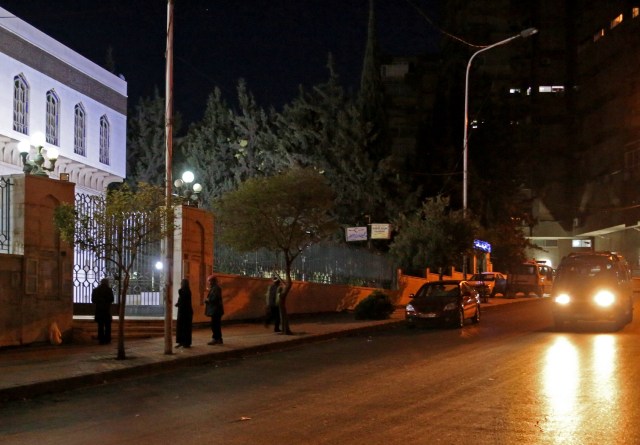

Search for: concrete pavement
xmin=0 ymin=295 xmax=537 ymax=402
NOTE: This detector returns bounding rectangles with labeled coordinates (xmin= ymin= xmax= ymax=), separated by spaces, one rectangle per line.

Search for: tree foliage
xmin=214 ymin=168 xmax=339 ymax=334
xmin=54 ymin=183 xmax=172 ymax=360
xmin=126 ymin=88 xmax=180 ymax=186
xmin=389 ymin=196 xmax=479 ymax=274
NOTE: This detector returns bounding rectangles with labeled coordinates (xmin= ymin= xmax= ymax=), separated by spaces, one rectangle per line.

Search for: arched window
xmin=74 ymin=103 xmax=86 ymax=156
xmin=46 ymin=90 xmax=60 ymax=146
xmin=13 ymin=74 xmax=29 ymax=134
xmin=99 ymin=115 xmax=110 ymax=165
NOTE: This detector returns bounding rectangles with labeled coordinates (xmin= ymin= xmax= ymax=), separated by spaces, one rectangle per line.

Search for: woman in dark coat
xmin=175 ymin=278 xmax=193 ymax=348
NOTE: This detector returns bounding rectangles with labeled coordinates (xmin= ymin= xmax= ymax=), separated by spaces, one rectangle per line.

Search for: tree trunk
xmin=116 ymin=273 xmax=129 ymax=360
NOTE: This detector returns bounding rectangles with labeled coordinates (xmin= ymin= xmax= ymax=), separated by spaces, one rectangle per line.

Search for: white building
xmin=0 ymin=6 xmax=126 ymax=193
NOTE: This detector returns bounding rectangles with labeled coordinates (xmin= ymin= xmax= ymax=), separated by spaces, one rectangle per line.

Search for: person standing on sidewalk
xmin=205 ymin=275 xmax=224 ymax=345
xmin=175 ymin=278 xmax=193 ymax=348
xmin=92 ymin=278 xmax=114 ymax=345
xmin=264 ymin=277 xmax=282 ymax=333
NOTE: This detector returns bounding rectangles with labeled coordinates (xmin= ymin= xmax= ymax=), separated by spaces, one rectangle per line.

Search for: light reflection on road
xmin=541 ymin=334 xmax=620 ymax=444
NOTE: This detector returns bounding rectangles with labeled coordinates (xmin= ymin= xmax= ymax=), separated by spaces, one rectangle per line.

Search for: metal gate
xmin=72 ymin=192 xmax=164 ymax=316
xmin=0 ymin=177 xmax=12 ymax=254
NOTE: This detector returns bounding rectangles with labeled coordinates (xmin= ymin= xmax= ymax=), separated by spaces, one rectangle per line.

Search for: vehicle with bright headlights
xmin=405 ymin=280 xmax=481 ymax=328
xmin=551 ymin=252 xmax=633 ymax=329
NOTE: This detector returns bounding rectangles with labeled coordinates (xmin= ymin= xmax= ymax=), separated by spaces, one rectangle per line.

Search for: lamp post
xmin=462 ymin=27 xmax=537 ymax=277
xmin=174 ymin=170 xmax=202 ymax=207
xmin=17 ymin=132 xmax=59 ymax=177
xmin=462 ymin=27 xmax=538 ymax=214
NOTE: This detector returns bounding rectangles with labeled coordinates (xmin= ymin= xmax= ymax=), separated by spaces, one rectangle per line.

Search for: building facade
xmin=0 ymin=6 xmax=126 ymax=193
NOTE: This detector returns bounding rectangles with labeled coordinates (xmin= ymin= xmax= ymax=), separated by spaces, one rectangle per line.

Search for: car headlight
xmin=594 ymin=290 xmax=615 ymax=307
xmin=406 ymin=304 xmax=415 ymax=312
xmin=443 ymin=302 xmax=457 ymax=311
xmin=555 ymin=294 xmax=571 ymax=305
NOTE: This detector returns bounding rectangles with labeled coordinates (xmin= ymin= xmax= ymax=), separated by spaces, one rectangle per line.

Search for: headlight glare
xmin=594 ymin=290 xmax=615 ymax=307
xmin=555 ymin=294 xmax=571 ymax=305
xmin=405 ymin=304 xmax=415 ymax=312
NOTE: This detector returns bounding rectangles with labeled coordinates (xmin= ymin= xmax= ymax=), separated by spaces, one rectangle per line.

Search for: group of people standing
xmin=93 ymin=274 xmax=283 ymax=347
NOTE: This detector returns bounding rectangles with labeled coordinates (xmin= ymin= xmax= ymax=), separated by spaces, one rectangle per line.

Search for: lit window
xmin=509 ymin=88 xmax=522 ymax=94
xmin=74 ymin=103 xmax=86 ymax=156
xmin=610 ymin=14 xmax=623 ymax=29
xmin=594 ymin=29 xmax=605 ymax=41
xmin=539 ymin=86 xmax=565 ymax=93
xmin=633 ymin=8 xmax=639 ymax=18
xmin=99 ymin=115 xmax=110 ymax=165
xmin=46 ymin=90 xmax=60 ymax=146
xmin=13 ymin=74 xmax=29 ymax=135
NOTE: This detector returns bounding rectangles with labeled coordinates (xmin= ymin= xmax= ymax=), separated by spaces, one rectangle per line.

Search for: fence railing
xmin=0 ymin=177 xmax=12 ymax=254
xmin=214 ymin=236 xmax=396 ymax=289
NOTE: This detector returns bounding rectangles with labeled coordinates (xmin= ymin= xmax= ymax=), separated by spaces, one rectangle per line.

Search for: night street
xmin=2 ymin=298 xmax=639 ymax=445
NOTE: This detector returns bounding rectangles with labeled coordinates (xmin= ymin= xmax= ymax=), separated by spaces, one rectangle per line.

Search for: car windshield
xmin=415 ymin=283 xmax=460 ymax=299
xmin=557 ymin=258 xmax=616 ymax=282
xmin=470 ymin=274 xmax=494 ymax=281
xmin=513 ymin=265 xmax=536 ymax=275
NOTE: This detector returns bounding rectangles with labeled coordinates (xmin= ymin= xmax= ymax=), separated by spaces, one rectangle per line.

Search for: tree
xmin=126 ymin=88 xmax=180 ymax=186
xmin=214 ymin=168 xmax=339 ymax=334
xmin=278 ymin=57 xmax=383 ymax=224
xmin=389 ymin=196 xmax=479 ymax=276
xmin=181 ymin=82 xmax=291 ymax=208
xmin=54 ymin=183 xmax=172 ymax=360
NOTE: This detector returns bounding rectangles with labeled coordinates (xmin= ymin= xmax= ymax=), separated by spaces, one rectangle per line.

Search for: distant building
xmin=0 ymin=6 xmax=127 ymax=193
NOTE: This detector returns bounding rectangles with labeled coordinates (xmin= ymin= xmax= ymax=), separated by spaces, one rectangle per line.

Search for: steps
xmin=72 ymin=318 xmax=170 ymax=344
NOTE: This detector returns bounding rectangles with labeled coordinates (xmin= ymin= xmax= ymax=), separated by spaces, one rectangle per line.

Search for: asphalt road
xmin=2 ymin=298 xmax=639 ymax=445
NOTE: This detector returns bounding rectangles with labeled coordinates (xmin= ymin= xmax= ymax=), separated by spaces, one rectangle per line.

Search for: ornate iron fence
xmin=0 ymin=177 xmax=11 ymax=254
xmin=72 ymin=193 xmax=163 ymax=312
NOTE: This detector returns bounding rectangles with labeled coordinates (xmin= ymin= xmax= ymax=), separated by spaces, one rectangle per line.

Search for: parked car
xmin=405 ymin=280 xmax=481 ymax=328
xmin=552 ymin=251 xmax=633 ymax=329
xmin=467 ymin=272 xmax=508 ymax=301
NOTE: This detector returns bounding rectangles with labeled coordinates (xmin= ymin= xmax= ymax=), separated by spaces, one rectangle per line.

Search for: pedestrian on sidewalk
xmin=205 ymin=275 xmax=224 ymax=345
xmin=264 ymin=277 xmax=282 ymax=333
xmin=92 ymin=278 xmax=114 ymax=345
xmin=175 ymin=278 xmax=193 ymax=348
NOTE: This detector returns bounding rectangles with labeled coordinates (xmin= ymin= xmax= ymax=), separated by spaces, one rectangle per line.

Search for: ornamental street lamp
xmin=462 ymin=27 xmax=538 ymax=277
xmin=17 ymin=132 xmax=59 ymax=177
xmin=174 ymin=170 xmax=202 ymax=207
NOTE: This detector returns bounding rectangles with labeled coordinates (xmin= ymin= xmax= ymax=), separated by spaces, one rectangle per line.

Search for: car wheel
xmin=471 ymin=305 xmax=480 ymax=324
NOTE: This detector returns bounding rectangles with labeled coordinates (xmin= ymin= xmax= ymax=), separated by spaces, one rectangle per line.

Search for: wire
xmin=402 ymin=0 xmax=488 ymax=49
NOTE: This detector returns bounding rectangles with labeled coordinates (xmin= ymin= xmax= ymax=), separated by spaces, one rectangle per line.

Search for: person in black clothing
xmin=175 ymin=278 xmax=193 ymax=348
xmin=205 ymin=275 xmax=224 ymax=345
xmin=264 ymin=277 xmax=282 ymax=333
xmin=92 ymin=278 xmax=114 ymax=345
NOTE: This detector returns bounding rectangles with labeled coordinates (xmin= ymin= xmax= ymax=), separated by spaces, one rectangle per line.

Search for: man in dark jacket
xmin=92 ymin=278 xmax=114 ymax=345
xmin=205 ymin=275 xmax=224 ymax=345
xmin=264 ymin=277 xmax=282 ymax=333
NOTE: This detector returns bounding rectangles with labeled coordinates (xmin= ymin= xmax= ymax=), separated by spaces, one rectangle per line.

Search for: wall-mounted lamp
xmin=17 ymin=132 xmax=59 ymax=177
xmin=174 ymin=170 xmax=203 ymax=207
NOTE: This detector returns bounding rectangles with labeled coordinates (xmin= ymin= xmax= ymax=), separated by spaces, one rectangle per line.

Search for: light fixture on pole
xmin=174 ymin=170 xmax=202 ymax=207
xmin=462 ymin=27 xmax=537 ymax=278
xmin=462 ymin=27 xmax=538 ymax=215
xmin=17 ymin=132 xmax=59 ymax=177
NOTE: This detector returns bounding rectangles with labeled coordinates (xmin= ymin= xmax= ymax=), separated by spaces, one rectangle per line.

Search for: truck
xmin=505 ymin=260 xmax=554 ymax=298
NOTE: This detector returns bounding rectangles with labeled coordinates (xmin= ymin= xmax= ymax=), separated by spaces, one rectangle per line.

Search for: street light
xmin=462 ymin=27 xmax=538 ymax=215
xmin=17 ymin=132 xmax=59 ymax=177
xmin=174 ymin=170 xmax=202 ymax=206
xmin=462 ymin=27 xmax=537 ymax=278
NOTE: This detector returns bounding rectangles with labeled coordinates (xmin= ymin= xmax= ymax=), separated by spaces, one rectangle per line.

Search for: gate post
xmin=173 ymin=205 xmax=213 ymax=322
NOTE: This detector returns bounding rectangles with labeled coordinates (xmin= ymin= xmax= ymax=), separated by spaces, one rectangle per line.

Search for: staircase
xmin=72 ymin=318 xmax=169 ymax=344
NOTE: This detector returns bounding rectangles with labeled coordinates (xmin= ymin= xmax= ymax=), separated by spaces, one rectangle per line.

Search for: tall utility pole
xmin=163 ymin=0 xmax=175 ymax=355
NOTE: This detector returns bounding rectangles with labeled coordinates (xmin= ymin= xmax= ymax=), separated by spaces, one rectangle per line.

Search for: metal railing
xmin=0 ymin=177 xmax=12 ymax=254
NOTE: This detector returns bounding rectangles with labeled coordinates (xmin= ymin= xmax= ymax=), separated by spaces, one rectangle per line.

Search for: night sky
xmin=0 ymin=0 xmax=439 ymax=125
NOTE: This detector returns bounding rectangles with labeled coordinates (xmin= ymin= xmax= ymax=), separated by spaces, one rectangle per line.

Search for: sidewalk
xmin=0 ymin=296 xmax=537 ymax=402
